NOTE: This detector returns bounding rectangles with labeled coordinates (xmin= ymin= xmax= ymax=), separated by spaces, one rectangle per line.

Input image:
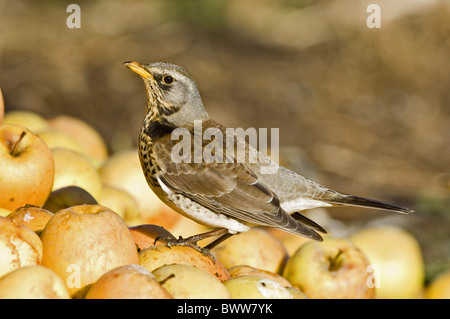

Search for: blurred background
xmin=0 ymin=0 xmax=449 ymax=282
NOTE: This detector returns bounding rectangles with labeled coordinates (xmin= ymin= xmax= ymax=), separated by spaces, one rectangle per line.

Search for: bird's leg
xmin=153 ymin=228 xmax=230 ymax=262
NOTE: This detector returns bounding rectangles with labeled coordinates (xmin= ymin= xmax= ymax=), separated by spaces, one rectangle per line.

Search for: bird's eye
xmin=162 ymin=75 xmax=174 ymax=84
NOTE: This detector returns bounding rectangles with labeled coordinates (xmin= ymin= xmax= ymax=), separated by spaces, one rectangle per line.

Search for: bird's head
xmin=124 ymin=61 xmax=208 ymax=127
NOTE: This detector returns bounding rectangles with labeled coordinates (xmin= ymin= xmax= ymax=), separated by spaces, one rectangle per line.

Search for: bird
xmin=124 ymin=61 xmax=413 ymax=252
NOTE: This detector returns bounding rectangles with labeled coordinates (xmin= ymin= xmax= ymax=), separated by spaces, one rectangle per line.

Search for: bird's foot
xmin=153 ymin=228 xmax=230 ymax=262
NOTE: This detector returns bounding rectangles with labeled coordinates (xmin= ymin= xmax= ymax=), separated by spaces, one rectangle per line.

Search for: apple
xmin=129 ymin=224 xmax=177 ymax=252
xmin=0 ymin=265 xmax=70 ymax=299
xmin=166 ymin=215 xmax=212 ymax=246
xmin=212 ymin=227 xmax=288 ymax=274
xmin=51 ymin=148 xmax=103 ymax=201
xmin=152 ymin=263 xmax=231 ymax=299
xmin=283 ymin=237 xmax=375 ymax=299
xmin=2 ymin=110 xmax=49 ymax=133
xmin=38 ymin=129 xmax=84 ymax=153
xmin=425 ymin=270 xmax=450 ymax=299
xmin=350 ymin=226 xmax=425 ymax=299
xmin=139 ymin=244 xmax=230 ymax=282
xmin=224 ymin=275 xmax=294 ymax=299
xmin=99 ymin=149 xmax=180 ymax=227
xmin=0 ymin=124 xmax=55 ymax=210
xmin=40 ymin=204 xmax=139 ymax=297
xmin=266 ymin=227 xmax=312 ymax=257
xmin=6 ymin=204 xmax=53 ymax=234
xmin=99 ymin=184 xmax=143 ymax=226
xmin=48 ymin=115 xmax=108 ymax=168
xmin=85 ymin=264 xmax=173 ymax=299
xmin=43 ymin=185 xmax=98 ymax=213
xmin=228 ymin=265 xmax=293 ymax=287
xmin=0 ymin=216 xmax=43 ymax=278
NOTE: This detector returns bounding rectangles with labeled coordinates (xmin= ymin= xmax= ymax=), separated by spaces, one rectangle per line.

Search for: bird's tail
xmin=327 ymin=194 xmax=414 ymax=214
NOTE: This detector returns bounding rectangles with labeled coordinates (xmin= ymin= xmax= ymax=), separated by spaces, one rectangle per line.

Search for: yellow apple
xmin=228 ymin=265 xmax=293 ymax=287
xmin=3 ymin=110 xmax=49 ymax=133
xmin=0 ymin=124 xmax=54 ymax=210
xmin=40 ymin=204 xmax=139 ymax=296
xmin=99 ymin=184 xmax=143 ymax=226
xmin=6 ymin=205 xmax=53 ymax=234
xmin=48 ymin=115 xmax=108 ymax=168
xmin=139 ymin=244 xmax=230 ymax=282
xmin=0 ymin=216 xmax=43 ymax=278
xmin=213 ymin=227 xmax=288 ymax=274
xmin=85 ymin=264 xmax=173 ymax=299
xmin=43 ymin=185 xmax=98 ymax=213
xmin=350 ymin=226 xmax=425 ymax=299
xmin=224 ymin=275 xmax=294 ymax=299
xmin=152 ymin=263 xmax=231 ymax=299
xmin=267 ymin=227 xmax=313 ymax=256
xmin=0 ymin=265 xmax=70 ymax=299
xmin=425 ymin=270 xmax=450 ymax=299
xmin=99 ymin=149 xmax=180 ymax=227
xmin=38 ymin=129 xmax=84 ymax=153
xmin=283 ymin=237 xmax=375 ymax=299
xmin=51 ymin=148 xmax=103 ymax=201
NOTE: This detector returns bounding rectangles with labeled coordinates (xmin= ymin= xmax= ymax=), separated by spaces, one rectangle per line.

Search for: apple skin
xmin=0 ymin=265 xmax=70 ymax=299
xmin=7 ymin=205 xmax=54 ymax=234
xmin=2 ymin=111 xmax=50 ymax=133
xmin=139 ymin=244 xmax=230 ymax=282
xmin=51 ymin=148 xmax=103 ymax=201
xmin=85 ymin=264 xmax=173 ymax=299
xmin=0 ymin=216 xmax=43 ymax=278
xmin=43 ymin=185 xmax=98 ymax=213
xmin=350 ymin=226 xmax=425 ymax=299
xmin=0 ymin=124 xmax=55 ymax=210
xmin=48 ymin=115 xmax=108 ymax=168
xmin=212 ymin=227 xmax=288 ymax=274
xmin=425 ymin=270 xmax=450 ymax=299
xmin=224 ymin=275 xmax=294 ymax=299
xmin=152 ymin=263 xmax=231 ymax=299
xmin=40 ymin=204 xmax=139 ymax=297
xmin=99 ymin=149 xmax=180 ymax=227
xmin=283 ymin=237 xmax=375 ymax=299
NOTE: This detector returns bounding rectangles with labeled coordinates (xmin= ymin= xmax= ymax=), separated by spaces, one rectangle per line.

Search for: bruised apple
xmin=7 ymin=205 xmax=53 ymax=234
xmin=0 ymin=124 xmax=54 ymax=210
xmin=85 ymin=264 xmax=172 ymax=299
xmin=0 ymin=216 xmax=43 ymax=277
xmin=40 ymin=204 xmax=139 ymax=296
xmin=139 ymin=244 xmax=230 ymax=282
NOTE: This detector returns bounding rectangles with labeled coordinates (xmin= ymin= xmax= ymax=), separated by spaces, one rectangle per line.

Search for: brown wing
xmin=152 ymin=120 xmax=322 ymax=240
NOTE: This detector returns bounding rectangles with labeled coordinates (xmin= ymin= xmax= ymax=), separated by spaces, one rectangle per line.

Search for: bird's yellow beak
xmin=124 ymin=61 xmax=154 ymax=80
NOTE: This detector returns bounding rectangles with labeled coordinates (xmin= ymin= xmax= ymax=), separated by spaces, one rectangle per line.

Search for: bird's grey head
xmin=124 ymin=61 xmax=208 ymax=127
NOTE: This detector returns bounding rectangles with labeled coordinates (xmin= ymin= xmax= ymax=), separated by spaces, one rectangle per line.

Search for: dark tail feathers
xmin=328 ymin=194 xmax=414 ymax=214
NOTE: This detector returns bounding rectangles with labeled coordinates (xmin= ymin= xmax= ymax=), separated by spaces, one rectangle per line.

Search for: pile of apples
xmin=0 ymin=87 xmax=449 ymax=299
